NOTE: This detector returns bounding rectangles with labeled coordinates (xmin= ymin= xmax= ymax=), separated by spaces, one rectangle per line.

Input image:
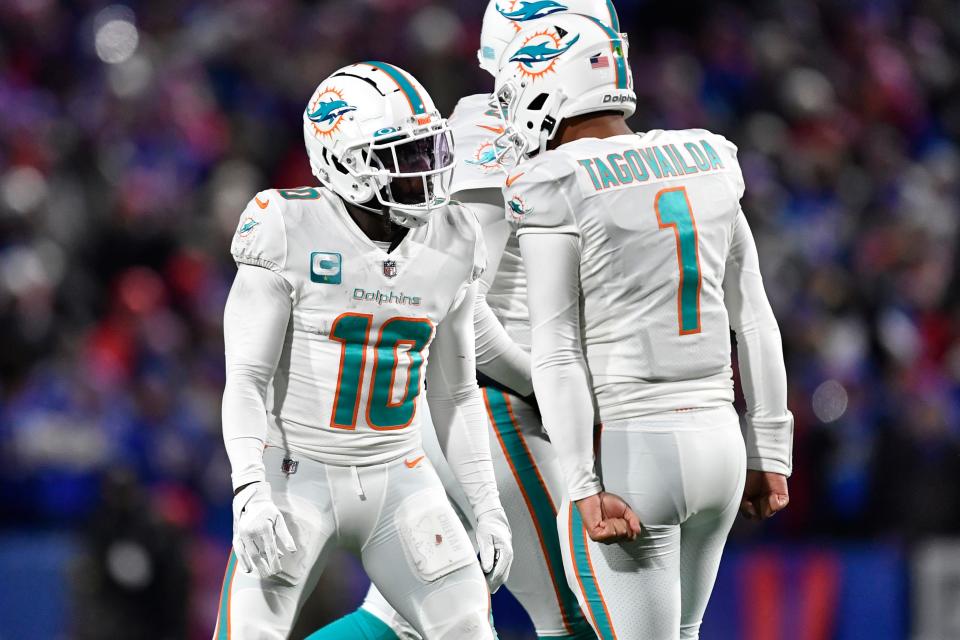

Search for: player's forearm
xmin=428 ymin=281 xmax=503 ymax=517
xmin=474 ymin=293 xmax=533 ymax=396
xmin=221 ymin=265 xmax=293 ymax=490
xmin=532 ymin=356 xmax=602 ymax=501
xmin=428 ymin=387 xmax=502 ymax=517
xmin=724 ymin=211 xmax=793 ymax=476
xmin=222 ymin=368 xmax=271 ymax=488
xmin=520 ymin=232 xmax=602 ymax=501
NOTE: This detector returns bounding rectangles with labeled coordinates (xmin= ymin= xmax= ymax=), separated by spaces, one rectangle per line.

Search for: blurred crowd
xmin=0 ymin=0 xmax=958 ymax=636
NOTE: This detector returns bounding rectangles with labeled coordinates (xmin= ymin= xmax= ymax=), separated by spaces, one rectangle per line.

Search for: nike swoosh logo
xmin=255 ymin=196 xmax=270 ymax=209
xmin=505 ymin=172 xmax=525 ymax=188
xmin=476 ymin=124 xmax=505 ymax=134
xmin=404 ymin=455 xmax=425 ymax=469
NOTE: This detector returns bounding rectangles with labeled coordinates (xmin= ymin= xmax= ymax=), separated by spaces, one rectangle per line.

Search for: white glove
xmin=232 ymin=482 xmax=297 ymax=579
xmin=475 ymin=508 xmax=513 ymax=593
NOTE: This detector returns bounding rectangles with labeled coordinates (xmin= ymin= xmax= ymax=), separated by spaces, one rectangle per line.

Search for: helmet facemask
xmin=335 ymin=121 xmax=456 ymax=227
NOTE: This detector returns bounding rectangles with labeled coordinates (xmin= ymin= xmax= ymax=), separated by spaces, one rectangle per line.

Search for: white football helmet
xmin=493 ymin=13 xmax=636 ymax=162
xmin=303 ymin=62 xmax=454 ymax=228
xmin=477 ymin=0 xmax=621 ymax=76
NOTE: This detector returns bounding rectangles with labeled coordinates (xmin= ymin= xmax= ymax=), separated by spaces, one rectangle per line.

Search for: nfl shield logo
xmin=281 ymin=458 xmax=298 ymax=475
xmin=383 ymin=260 xmax=398 ymax=278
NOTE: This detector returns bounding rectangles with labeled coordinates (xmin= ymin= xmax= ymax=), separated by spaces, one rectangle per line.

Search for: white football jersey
xmin=230 ymin=186 xmax=484 ymax=465
xmin=450 ymin=93 xmax=531 ymax=351
xmin=504 ymin=129 xmax=745 ymax=420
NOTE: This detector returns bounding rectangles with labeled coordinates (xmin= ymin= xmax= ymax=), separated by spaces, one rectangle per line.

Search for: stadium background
xmin=1 ymin=0 xmax=958 ymax=638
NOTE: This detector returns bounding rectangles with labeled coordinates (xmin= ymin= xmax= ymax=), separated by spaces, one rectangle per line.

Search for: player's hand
xmin=740 ymin=470 xmax=789 ymax=520
xmin=232 ymin=482 xmax=297 ymax=579
xmin=575 ymin=491 xmax=642 ymax=544
xmin=476 ymin=508 xmax=513 ymax=593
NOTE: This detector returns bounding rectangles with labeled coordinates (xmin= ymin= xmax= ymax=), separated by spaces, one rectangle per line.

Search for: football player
xmin=494 ymin=14 xmax=794 ymax=640
xmin=213 ymin=61 xmax=514 ymax=640
xmin=308 ymin=3 xmax=622 ymax=640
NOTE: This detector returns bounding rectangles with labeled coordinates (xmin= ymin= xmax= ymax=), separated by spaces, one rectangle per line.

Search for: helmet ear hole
xmin=526 ymin=121 xmax=534 ymax=129
xmin=526 ymin=93 xmax=549 ymax=111
xmin=325 ymin=148 xmax=350 ymax=176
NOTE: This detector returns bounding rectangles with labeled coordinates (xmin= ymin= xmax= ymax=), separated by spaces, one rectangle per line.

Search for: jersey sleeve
xmin=230 ymin=191 xmax=288 ymax=272
xmin=449 ymin=96 xmax=507 ymax=194
xmin=502 ymin=154 xmax=580 ymax=236
xmin=709 ymin=132 xmax=745 ymax=201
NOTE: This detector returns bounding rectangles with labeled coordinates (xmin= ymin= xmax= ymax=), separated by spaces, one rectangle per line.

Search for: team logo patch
xmin=310 ymin=251 xmax=342 ymax=285
xmin=307 ymin=87 xmax=357 ymax=138
xmin=510 ymin=29 xmax=580 ymax=80
xmin=237 ymin=216 xmax=260 ymax=238
xmin=497 ymin=1 xmax=568 ymax=24
xmin=507 ymin=195 xmax=533 ymax=220
xmin=382 ymin=259 xmax=398 ymax=278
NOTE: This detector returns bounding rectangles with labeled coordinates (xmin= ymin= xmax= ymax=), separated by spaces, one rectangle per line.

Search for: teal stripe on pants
xmin=570 ymin=506 xmax=617 ymax=640
xmin=216 ymin=551 xmax=238 ymax=639
xmin=485 ymin=389 xmax=591 ymax=636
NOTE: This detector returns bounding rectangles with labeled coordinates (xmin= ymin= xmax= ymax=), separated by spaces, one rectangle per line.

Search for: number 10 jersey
xmin=230 ymin=186 xmax=484 ymax=465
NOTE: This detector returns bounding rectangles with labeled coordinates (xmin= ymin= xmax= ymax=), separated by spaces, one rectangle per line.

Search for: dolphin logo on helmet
xmin=496 ymin=0 xmax=568 ymax=21
xmin=509 ymin=33 xmax=580 ymax=66
xmin=307 ymin=99 xmax=357 ymax=124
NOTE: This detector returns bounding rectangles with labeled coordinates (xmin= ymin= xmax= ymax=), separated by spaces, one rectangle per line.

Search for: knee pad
xmin=418 ymin=580 xmax=492 ymax=640
xmin=395 ymin=488 xmax=474 ymax=582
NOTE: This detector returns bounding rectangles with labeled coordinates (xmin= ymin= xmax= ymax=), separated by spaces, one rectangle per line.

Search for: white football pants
xmin=558 ymin=405 xmax=746 ymax=640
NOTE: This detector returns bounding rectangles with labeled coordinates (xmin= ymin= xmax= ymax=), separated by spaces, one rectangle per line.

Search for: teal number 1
xmin=654 ymin=187 xmax=702 ymax=335
xmin=329 ymin=313 xmax=433 ymax=430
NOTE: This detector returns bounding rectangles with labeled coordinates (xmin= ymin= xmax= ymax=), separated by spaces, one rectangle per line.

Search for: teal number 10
xmin=654 ymin=187 xmax=702 ymax=335
xmin=329 ymin=313 xmax=433 ymax=430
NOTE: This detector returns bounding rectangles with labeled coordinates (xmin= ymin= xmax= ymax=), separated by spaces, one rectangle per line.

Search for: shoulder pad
xmin=692 ymin=130 xmax=745 ymax=200
xmin=230 ymin=190 xmax=290 ymax=272
xmin=450 ymin=95 xmax=508 ymax=194
xmin=502 ymin=152 xmax=580 ymax=234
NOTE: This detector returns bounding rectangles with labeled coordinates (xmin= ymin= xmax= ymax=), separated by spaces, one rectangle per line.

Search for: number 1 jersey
xmin=503 ymin=129 xmax=745 ymax=422
xmin=230 ymin=187 xmax=484 ymax=465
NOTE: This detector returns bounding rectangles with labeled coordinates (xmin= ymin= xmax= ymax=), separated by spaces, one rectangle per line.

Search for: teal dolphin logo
xmin=510 ymin=34 xmax=580 ymax=67
xmin=237 ymin=217 xmax=260 ymax=237
xmin=308 ymin=99 xmax=357 ymax=124
xmin=497 ymin=0 xmax=567 ymax=21
xmin=467 ymin=147 xmax=500 ymax=166
xmin=507 ymin=195 xmax=533 ymax=218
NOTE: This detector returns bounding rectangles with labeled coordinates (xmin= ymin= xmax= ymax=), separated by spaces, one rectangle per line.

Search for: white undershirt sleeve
xmin=519 ymin=232 xmax=602 ymax=501
xmin=426 ymin=281 xmax=502 ymax=518
xmin=723 ymin=210 xmax=794 ymax=476
xmin=459 ymin=196 xmax=533 ymax=396
xmin=222 ymin=264 xmax=293 ymax=490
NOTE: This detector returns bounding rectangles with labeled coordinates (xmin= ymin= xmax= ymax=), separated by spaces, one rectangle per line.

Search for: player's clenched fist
xmin=476 ymin=508 xmax=514 ymax=593
xmin=740 ymin=471 xmax=789 ymax=520
xmin=232 ymin=482 xmax=297 ymax=578
xmin=576 ymin=491 xmax=642 ymax=544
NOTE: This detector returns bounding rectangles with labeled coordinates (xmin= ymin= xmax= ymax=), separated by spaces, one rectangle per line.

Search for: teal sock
xmin=305 ymin=609 xmax=400 ymax=640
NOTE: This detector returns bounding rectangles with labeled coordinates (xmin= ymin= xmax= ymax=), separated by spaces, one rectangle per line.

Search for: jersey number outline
xmin=654 ymin=187 xmax=702 ymax=335
xmin=329 ymin=313 xmax=433 ymax=430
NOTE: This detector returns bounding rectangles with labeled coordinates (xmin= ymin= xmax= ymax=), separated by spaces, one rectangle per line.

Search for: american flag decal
xmin=590 ymin=54 xmax=610 ymax=69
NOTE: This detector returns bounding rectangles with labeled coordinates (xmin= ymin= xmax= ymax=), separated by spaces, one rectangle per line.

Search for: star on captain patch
xmin=383 ymin=259 xmax=398 ymax=278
